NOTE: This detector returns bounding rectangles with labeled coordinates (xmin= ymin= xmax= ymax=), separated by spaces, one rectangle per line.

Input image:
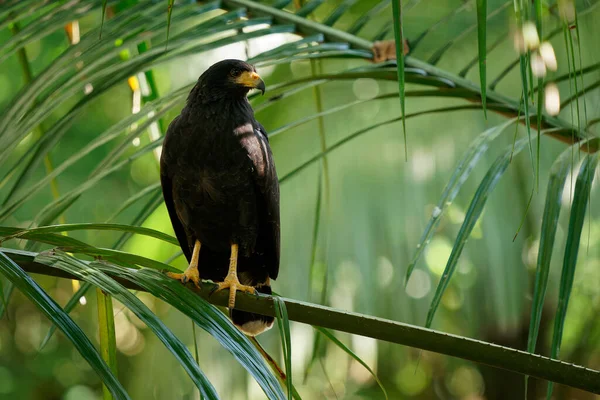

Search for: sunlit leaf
xmin=0 ymin=230 xmax=177 ymax=272
xmin=546 ymin=154 xmax=599 ymax=399
xmin=524 ymin=141 xmax=582 ymax=395
xmin=406 ymin=118 xmax=518 ymax=283
xmin=3 ymin=223 xmax=178 ymax=246
xmin=426 ymin=134 xmax=539 ymax=328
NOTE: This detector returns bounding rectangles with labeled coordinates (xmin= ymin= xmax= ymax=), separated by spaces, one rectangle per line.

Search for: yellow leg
xmin=167 ymin=240 xmax=201 ymax=288
xmin=212 ymin=243 xmax=256 ymax=308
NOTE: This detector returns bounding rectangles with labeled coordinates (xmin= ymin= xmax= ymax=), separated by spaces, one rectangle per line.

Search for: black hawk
xmin=160 ymin=59 xmax=280 ymax=336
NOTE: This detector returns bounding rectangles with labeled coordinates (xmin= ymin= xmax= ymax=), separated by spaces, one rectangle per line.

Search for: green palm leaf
xmin=2 ymin=0 xmax=599 ymax=397
xmin=37 ymin=250 xmax=221 ymax=399
xmin=426 ymin=132 xmax=543 ymax=328
xmin=546 ymin=154 xmax=599 ymax=399
xmin=0 ymin=251 xmax=130 ymax=399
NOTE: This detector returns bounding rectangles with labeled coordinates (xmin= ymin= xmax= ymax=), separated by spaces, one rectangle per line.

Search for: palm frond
xmin=547 ymin=153 xmax=598 ymax=398
xmin=3 ymin=247 xmax=600 ymax=394
xmin=0 ymin=251 xmax=130 ymax=399
xmin=1 ymin=0 xmax=599 ymax=397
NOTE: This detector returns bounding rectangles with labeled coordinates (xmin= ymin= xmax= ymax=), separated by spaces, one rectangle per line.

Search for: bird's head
xmin=195 ymin=59 xmax=265 ymax=101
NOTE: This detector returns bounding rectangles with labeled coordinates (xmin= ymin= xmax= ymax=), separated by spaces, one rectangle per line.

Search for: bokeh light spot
xmin=114 ymin=312 xmax=145 ymax=356
xmin=405 ymin=269 xmax=431 ymax=299
xmin=456 ymin=260 xmax=477 ymax=289
xmin=377 ymin=256 xmax=394 ymax=288
xmin=64 ymin=385 xmax=97 ymax=400
xmin=446 ymin=365 xmax=485 ymax=397
xmin=353 ymin=78 xmax=379 ymax=100
xmin=442 ymin=287 xmax=464 ymax=311
xmin=54 ymin=359 xmax=83 ymax=388
xmin=349 ymin=335 xmax=377 ymax=384
xmin=396 ymin=361 xmax=430 ymax=396
xmin=425 ymin=237 xmax=453 ymax=276
xmin=410 ymin=148 xmax=436 ymax=182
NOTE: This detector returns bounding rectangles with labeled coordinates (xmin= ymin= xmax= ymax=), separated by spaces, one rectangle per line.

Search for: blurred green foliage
xmin=0 ymin=0 xmax=599 ymax=399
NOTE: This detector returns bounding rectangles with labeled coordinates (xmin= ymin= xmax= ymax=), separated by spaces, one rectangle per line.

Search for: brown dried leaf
xmin=371 ymin=39 xmax=410 ymax=63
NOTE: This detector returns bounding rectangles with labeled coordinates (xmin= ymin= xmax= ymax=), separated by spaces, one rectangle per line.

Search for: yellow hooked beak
xmin=235 ymin=71 xmax=265 ymax=94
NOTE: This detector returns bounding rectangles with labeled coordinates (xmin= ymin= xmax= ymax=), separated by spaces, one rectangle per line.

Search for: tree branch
xmin=2 ymin=248 xmax=599 ymax=394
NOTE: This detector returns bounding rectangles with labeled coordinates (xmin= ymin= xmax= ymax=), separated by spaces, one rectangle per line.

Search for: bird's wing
xmin=160 ymin=115 xmax=193 ymax=263
xmin=253 ymin=123 xmax=280 ymax=279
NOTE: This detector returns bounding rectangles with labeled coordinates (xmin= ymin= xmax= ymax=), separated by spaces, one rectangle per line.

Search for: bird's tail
xmin=230 ymin=280 xmax=274 ymax=336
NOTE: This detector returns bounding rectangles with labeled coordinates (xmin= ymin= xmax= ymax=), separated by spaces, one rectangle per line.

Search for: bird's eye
xmin=230 ymin=68 xmax=241 ymax=77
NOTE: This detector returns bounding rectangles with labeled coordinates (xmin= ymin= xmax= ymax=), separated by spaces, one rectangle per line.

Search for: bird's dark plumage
xmin=160 ymin=59 xmax=280 ymax=336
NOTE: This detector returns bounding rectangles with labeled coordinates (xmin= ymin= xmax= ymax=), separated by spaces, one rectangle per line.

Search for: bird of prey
xmin=160 ymin=59 xmax=280 ymax=336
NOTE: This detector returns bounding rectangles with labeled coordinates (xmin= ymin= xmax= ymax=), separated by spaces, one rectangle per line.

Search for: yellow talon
xmin=212 ymin=243 xmax=256 ymax=308
xmin=167 ymin=268 xmax=200 ymax=288
xmin=167 ymin=240 xmax=201 ymax=288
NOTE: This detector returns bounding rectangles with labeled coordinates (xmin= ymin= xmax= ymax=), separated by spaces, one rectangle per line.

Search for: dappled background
xmin=0 ymin=0 xmax=599 ymax=399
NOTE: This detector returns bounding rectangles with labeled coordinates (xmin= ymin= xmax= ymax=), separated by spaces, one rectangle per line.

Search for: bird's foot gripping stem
xmin=167 ymin=266 xmax=201 ymax=288
xmin=213 ymin=274 xmax=256 ymax=309
xmin=211 ymin=243 xmax=256 ymax=308
xmin=167 ymin=240 xmax=201 ymax=288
